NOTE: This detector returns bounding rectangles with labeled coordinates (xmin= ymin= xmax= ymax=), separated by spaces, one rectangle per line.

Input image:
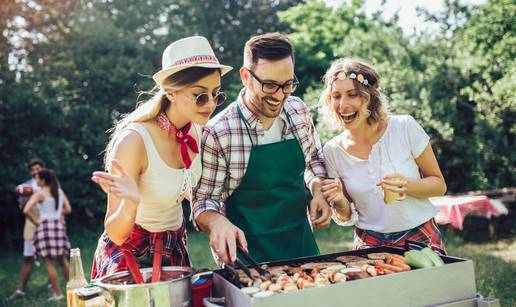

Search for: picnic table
xmin=431 ymin=195 xmax=509 ymax=230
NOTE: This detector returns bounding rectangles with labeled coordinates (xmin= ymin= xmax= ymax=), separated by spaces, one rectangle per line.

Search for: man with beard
xmin=193 ymin=33 xmax=331 ymax=264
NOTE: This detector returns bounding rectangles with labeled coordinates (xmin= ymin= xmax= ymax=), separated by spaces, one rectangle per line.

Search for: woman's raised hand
xmin=91 ymin=160 xmax=140 ymax=205
xmin=321 ymin=178 xmax=346 ymax=204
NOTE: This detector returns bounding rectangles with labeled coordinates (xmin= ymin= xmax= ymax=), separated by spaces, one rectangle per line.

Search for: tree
xmin=452 ymin=0 xmax=515 ymax=189
xmin=0 ymin=0 xmax=304 ymax=245
xmin=281 ymin=0 xmax=515 ymax=192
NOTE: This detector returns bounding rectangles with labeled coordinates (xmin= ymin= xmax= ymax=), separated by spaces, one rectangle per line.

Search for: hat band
xmin=172 ymin=55 xmax=220 ymax=67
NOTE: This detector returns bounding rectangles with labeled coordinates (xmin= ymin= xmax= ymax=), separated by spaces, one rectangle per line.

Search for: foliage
xmin=453 ymin=0 xmax=515 ymax=189
xmin=280 ymin=0 xmax=515 ymax=192
xmin=0 ymin=0 xmax=514 ymax=246
xmin=0 ymin=0 xmax=301 ymax=246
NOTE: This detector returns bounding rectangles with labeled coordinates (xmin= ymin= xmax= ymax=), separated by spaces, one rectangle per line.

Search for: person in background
xmin=90 ymin=36 xmax=232 ymax=279
xmin=7 ymin=158 xmax=44 ymax=300
xmin=23 ymin=168 xmax=72 ymax=301
xmin=320 ymin=58 xmax=447 ymax=254
xmin=193 ymin=33 xmax=331 ymax=265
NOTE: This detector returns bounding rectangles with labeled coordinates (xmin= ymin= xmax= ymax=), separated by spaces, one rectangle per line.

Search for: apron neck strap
xmin=283 ymin=109 xmax=294 ymax=128
xmin=237 ymin=104 xmax=255 ymax=146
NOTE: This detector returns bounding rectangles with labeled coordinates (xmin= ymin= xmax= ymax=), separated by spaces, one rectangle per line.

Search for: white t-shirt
xmin=261 ymin=116 xmax=285 ymax=144
xmin=323 ymin=115 xmax=438 ymax=233
xmin=28 ymin=179 xmax=40 ymax=192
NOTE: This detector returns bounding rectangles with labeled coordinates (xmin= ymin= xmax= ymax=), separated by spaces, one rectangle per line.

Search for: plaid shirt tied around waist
xmin=91 ymin=223 xmax=190 ymax=279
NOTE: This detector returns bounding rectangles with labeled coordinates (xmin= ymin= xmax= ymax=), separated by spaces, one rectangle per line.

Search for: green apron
xmin=225 ymin=105 xmax=319 ymax=263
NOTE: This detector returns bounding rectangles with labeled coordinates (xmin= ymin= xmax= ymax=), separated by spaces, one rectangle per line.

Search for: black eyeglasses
xmin=246 ymin=69 xmax=299 ymax=94
xmin=181 ymin=91 xmax=227 ymax=107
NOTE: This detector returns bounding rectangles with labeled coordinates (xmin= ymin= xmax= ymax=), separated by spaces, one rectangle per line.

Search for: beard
xmin=246 ymin=90 xmax=287 ymax=119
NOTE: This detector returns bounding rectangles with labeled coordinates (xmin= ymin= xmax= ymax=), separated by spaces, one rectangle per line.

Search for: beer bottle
xmin=67 ymin=248 xmax=88 ymax=307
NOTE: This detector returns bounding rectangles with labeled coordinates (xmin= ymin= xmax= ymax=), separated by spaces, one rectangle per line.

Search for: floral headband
xmin=331 ymin=71 xmax=369 ymax=86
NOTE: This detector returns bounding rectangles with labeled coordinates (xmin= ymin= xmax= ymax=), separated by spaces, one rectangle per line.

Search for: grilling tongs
xmin=224 ymin=251 xmax=256 ymax=286
xmin=236 ymin=244 xmax=272 ymax=280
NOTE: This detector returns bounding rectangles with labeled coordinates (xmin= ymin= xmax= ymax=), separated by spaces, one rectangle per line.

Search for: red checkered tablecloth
xmin=430 ymin=195 xmax=508 ymax=230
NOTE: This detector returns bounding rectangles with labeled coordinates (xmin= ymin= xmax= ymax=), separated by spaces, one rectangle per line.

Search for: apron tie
xmin=121 ymin=243 xmax=145 ymax=284
xmin=151 ymin=232 xmax=164 ymax=282
xmin=121 ymin=231 xmax=165 ymax=284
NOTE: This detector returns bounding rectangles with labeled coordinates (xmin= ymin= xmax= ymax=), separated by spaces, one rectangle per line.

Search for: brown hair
xmin=37 ymin=168 xmax=60 ymax=210
xmin=243 ymin=33 xmax=294 ymax=69
xmin=319 ymin=58 xmax=387 ymax=126
xmin=27 ymin=158 xmax=45 ymax=170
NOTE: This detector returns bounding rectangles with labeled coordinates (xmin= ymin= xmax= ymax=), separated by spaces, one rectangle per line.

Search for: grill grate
xmin=217 ymin=245 xmax=464 ymax=289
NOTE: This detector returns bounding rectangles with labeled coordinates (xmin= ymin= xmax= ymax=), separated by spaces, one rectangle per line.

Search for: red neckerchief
xmin=155 ymin=112 xmax=198 ymax=169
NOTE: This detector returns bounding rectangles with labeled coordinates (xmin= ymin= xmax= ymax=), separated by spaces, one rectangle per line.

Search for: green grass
xmin=0 ymin=228 xmax=103 ymax=307
xmin=1 ymin=225 xmax=514 ymax=306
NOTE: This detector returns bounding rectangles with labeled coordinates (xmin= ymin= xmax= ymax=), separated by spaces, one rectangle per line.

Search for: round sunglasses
xmin=183 ymin=91 xmax=227 ymax=107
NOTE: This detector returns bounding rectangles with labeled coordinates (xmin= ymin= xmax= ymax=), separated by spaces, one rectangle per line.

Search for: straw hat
xmin=152 ymin=36 xmax=232 ymax=86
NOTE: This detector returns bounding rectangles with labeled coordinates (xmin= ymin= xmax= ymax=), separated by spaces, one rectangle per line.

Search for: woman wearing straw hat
xmin=90 ymin=36 xmax=232 ymax=279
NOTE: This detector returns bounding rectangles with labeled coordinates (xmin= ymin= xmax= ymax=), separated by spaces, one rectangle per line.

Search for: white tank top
xmin=127 ymin=123 xmax=202 ymax=232
xmin=38 ymin=190 xmax=64 ymax=221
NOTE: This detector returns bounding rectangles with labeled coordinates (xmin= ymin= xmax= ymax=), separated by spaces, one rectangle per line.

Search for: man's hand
xmin=17 ymin=198 xmax=28 ymax=210
xmin=309 ymin=193 xmax=332 ymax=229
xmin=197 ymin=211 xmax=248 ymax=264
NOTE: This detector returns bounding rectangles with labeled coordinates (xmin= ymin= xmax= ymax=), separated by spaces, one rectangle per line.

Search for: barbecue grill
xmin=211 ymin=245 xmax=498 ymax=307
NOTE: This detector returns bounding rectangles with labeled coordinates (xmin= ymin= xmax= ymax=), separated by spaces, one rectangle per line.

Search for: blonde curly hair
xmin=319 ymin=58 xmax=388 ymax=127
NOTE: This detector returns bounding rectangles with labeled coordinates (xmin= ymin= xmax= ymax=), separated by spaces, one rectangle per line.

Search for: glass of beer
xmin=379 ymin=155 xmax=404 ymax=204
xmin=381 ymin=177 xmax=404 ymax=204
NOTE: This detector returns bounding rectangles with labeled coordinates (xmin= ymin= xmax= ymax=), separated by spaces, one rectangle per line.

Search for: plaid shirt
xmin=91 ymin=223 xmax=190 ymax=279
xmin=192 ymin=90 xmax=327 ymax=222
